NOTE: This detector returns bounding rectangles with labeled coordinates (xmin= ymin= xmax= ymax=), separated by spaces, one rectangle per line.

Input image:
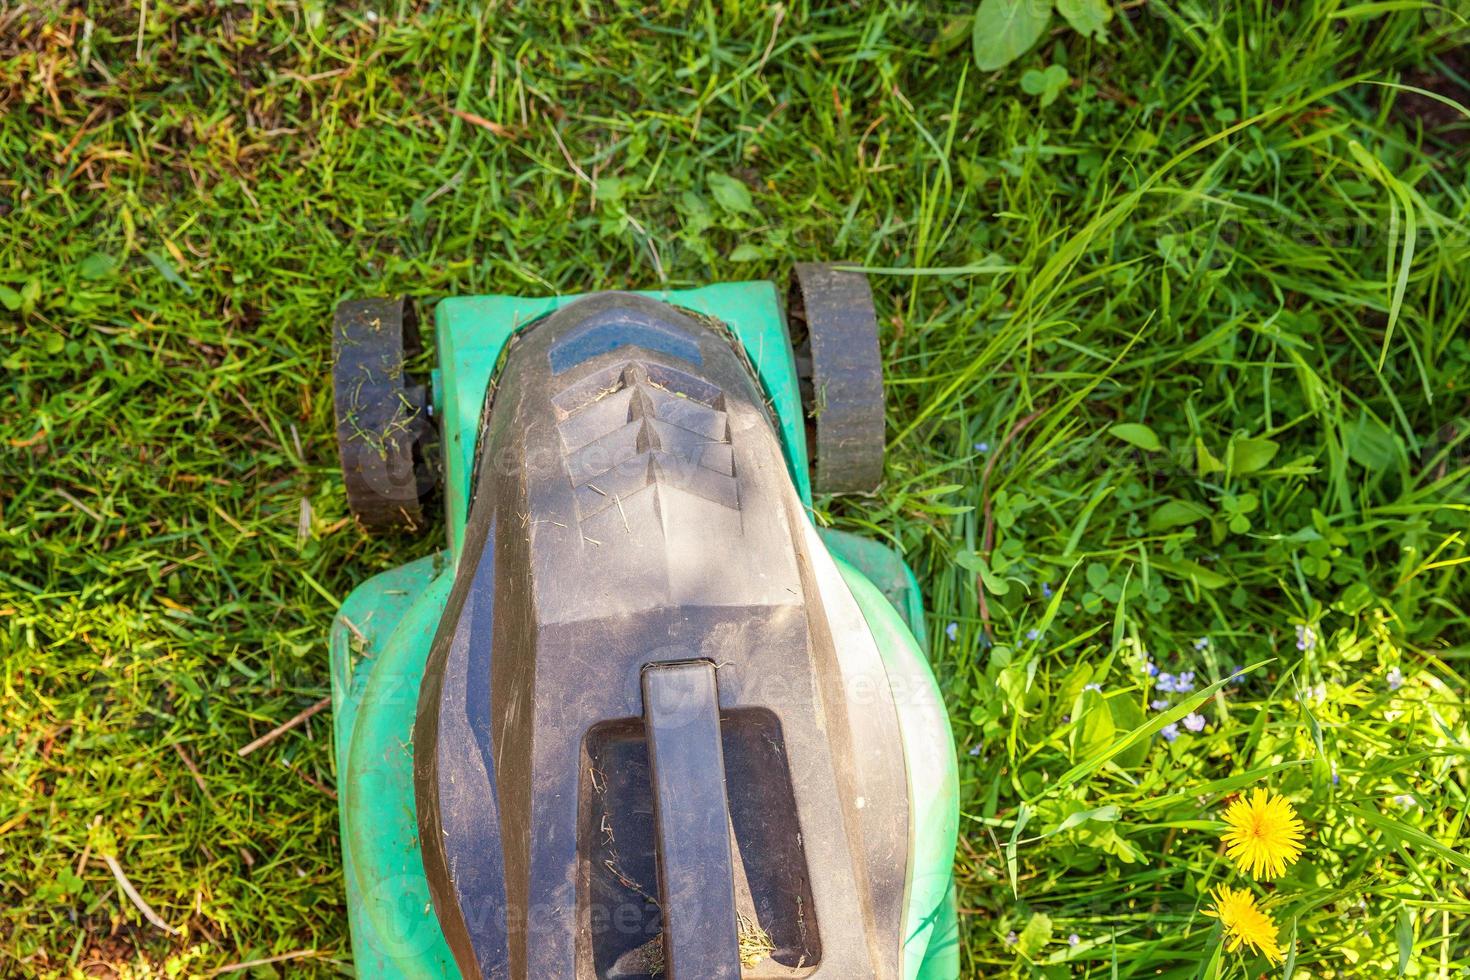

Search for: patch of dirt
xmin=1395 ymin=47 xmax=1470 ymax=147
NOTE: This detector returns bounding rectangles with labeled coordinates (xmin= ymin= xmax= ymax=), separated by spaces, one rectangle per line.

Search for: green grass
xmin=2 ymin=1 xmax=1468 ymax=976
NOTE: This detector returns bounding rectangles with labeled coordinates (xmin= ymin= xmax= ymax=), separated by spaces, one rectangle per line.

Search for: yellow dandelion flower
xmin=1203 ymin=886 xmax=1285 ymax=964
xmin=1221 ymin=788 xmax=1305 ymax=879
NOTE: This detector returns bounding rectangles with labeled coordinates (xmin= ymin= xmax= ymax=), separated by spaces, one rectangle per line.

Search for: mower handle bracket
xmin=640 ymin=660 xmax=741 ymax=980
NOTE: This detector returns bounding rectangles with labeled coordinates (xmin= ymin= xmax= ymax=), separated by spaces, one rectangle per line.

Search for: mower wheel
xmin=332 ymin=296 xmax=438 ymax=532
xmin=787 ymin=263 xmax=885 ymax=493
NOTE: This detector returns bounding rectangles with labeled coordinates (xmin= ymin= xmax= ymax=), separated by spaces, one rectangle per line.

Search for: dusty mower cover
xmin=329 ymin=269 xmax=959 ymax=979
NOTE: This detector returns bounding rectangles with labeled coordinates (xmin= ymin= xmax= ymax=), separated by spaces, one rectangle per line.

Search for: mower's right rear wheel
xmin=787 ymin=263 xmax=886 ymax=494
xmin=332 ymin=296 xmax=438 ymax=533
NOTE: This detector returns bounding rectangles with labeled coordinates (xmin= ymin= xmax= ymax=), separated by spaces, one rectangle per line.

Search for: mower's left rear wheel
xmin=332 ymin=296 xmax=439 ymax=533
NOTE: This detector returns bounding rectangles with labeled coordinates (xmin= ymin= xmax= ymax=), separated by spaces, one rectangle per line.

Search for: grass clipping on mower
xmin=614 ymin=913 xmax=776 ymax=976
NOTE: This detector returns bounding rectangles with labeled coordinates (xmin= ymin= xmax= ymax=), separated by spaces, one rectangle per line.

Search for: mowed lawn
xmin=2 ymin=2 xmax=1467 ymax=977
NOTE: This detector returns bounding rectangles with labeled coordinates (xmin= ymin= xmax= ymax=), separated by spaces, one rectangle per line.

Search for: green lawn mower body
xmin=328 ymin=272 xmax=960 ymax=979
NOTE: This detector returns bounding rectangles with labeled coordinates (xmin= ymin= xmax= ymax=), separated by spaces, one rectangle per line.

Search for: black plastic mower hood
xmin=413 ymin=293 xmax=910 ymax=979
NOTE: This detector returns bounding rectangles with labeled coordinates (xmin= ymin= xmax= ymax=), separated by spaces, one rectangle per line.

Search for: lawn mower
xmin=327 ymin=267 xmax=960 ymax=979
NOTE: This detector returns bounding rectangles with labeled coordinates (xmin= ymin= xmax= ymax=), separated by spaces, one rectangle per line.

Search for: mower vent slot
xmin=555 ymin=361 xmax=738 ymax=525
xmin=579 ymin=709 xmax=821 ymax=979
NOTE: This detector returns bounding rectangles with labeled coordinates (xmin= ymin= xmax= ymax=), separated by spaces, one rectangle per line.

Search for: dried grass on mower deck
xmin=613 ymin=913 xmax=778 ymax=977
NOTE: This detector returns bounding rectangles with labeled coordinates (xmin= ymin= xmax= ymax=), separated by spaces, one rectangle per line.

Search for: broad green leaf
xmin=1049 ymin=804 xmax=1120 ymax=835
xmin=1201 ymin=929 xmax=1225 ymax=979
xmin=1058 ymin=663 xmax=1093 ymax=704
xmin=1347 ymin=414 xmax=1399 ymax=470
xmin=1017 ymin=911 xmax=1053 ymax=956
xmin=1148 ymin=498 xmax=1211 ymax=532
xmin=1057 ymin=0 xmax=1112 ymax=39
xmin=1054 ymin=662 xmax=1269 ymax=789
xmin=920 ymin=10 xmax=974 ymax=57
xmin=593 ymin=175 xmax=631 ymax=203
xmin=1107 ymin=695 xmax=1149 ymax=768
xmin=979 ymin=559 xmax=1011 ymax=596
xmin=1076 ymin=823 xmax=1142 ymax=862
xmin=972 ymin=0 xmax=1052 ymax=72
xmin=78 ymin=252 xmax=117 ymax=280
xmin=678 ymin=190 xmax=713 ymax=231
xmin=957 ymin=549 xmax=1010 ymax=592
xmin=1395 ymin=905 xmax=1412 ymax=975
xmin=1228 ymin=435 xmax=1279 ymax=474
xmin=997 ymin=663 xmax=1029 ymax=710
xmin=1196 ymin=438 xmax=1225 ymax=476
xmin=707 ymin=172 xmax=756 ymax=216
xmin=954 ymin=549 xmax=986 ymax=572
xmin=1076 ymin=690 xmax=1115 ymax=756
xmin=20 ymin=277 xmax=41 ymax=314
xmin=1151 ymin=557 xmax=1230 ymax=589
xmin=1107 ymin=422 xmax=1162 ymax=452
xmin=1333 ymin=582 xmax=1375 ymax=615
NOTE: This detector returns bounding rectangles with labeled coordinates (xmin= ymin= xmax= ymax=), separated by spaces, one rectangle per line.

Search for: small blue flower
xmin=1393 ymin=793 xmax=1417 ymax=808
xmin=1156 ymin=672 xmax=1176 ymax=693
xmin=1226 ymin=663 xmax=1246 ymax=685
xmin=1068 ymin=933 xmax=1081 ymax=947
xmin=1160 ymin=723 xmax=1181 ymax=742
xmin=1387 ymin=666 xmax=1404 ymax=691
xmin=1143 ymin=658 xmax=1159 ymax=677
xmin=1295 ymin=624 xmax=1317 ymax=652
xmin=1193 ymin=636 xmax=1210 ymax=650
xmin=1331 ymin=761 xmax=1340 ymax=786
xmin=1150 ymin=698 xmax=1170 ymax=711
xmin=1183 ymin=712 xmax=1206 ymax=732
xmin=1174 ymin=671 xmax=1196 ymax=693
xmin=1026 ymin=629 xmax=1040 ymax=641
xmin=975 ymin=441 xmax=991 ymax=453
xmin=1041 ymin=582 xmax=1053 ymax=599
xmin=968 ymin=744 xmax=981 ymax=757
xmin=946 ymin=621 xmax=958 ymax=642
xmin=1005 ymin=930 xmax=1018 ymax=945
xmin=1084 ymin=682 xmax=1102 ymax=693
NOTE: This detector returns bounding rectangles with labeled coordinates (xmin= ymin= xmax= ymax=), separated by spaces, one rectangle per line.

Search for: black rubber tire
xmin=332 ymin=297 xmax=438 ymax=532
xmin=787 ymin=263 xmax=885 ymax=493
